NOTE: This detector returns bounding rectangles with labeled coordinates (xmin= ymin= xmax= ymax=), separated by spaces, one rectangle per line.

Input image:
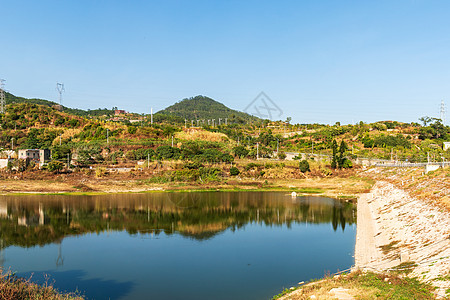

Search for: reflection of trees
xmin=0 ymin=193 xmax=356 ymax=248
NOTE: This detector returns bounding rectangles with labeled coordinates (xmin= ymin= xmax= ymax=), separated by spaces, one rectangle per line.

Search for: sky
xmin=1 ymin=0 xmax=449 ymax=125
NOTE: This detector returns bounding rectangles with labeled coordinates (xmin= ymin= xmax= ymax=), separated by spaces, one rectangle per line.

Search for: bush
xmin=277 ymin=151 xmax=287 ymax=160
xmin=299 ymin=160 xmax=310 ymax=173
xmin=127 ymin=126 xmax=137 ymax=134
xmin=233 ymin=146 xmax=249 ymax=158
xmin=156 ymin=145 xmax=181 ymax=160
xmin=47 ymin=160 xmax=65 ymax=173
xmin=230 ymin=166 xmax=240 ymax=176
xmin=341 ymin=158 xmax=353 ymax=169
xmin=184 ymin=162 xmax=204 ymax=169
xmin=245 ymin=162 xmax=261 ymax=171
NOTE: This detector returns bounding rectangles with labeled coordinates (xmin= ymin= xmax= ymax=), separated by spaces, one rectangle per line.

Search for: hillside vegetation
xmin=157 ymin=95 xmax=260 ymax=124
xmin=0 ymin=92 xmax=448 ymax=185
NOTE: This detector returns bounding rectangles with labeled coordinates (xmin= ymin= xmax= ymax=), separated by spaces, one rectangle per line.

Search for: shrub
xmin=156 ymin=145 xmax=181 ymax=160
xmin=127 ymin=126 xmax=137 ymax=134
xmin=245 ymin=162 xmax=261 ymax=171
xmin=341 ymin=158 xmax=353 ymax=169
xmin=277 ymin=151 xmax=287 ymax=160
xmin=233 ymin=146 xmax=249 ymax=158
xmin=299 ymin=160 xmax=310 ymax=173
xmin=184 ymin=162 xmax=204 ymax=169
xmin=230 ymin=166 xmax=240 ymax=176
xmin=47 ymin=160 xmax=65 ymax=173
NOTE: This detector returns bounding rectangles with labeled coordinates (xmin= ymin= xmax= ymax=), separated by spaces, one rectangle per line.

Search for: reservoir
xmin=0 ymin=192 xmax=356 ymax=300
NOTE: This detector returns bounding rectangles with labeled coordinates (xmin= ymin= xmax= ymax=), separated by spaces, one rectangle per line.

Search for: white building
xmin=444 ymin=142 xmax=450 ymax=151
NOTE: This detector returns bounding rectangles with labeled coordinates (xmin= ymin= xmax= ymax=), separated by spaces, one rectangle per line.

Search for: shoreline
xmin=0 ymin=176 xmax=372 ymax=198
xmin=354 ymin=181 xmax=450 ymax=297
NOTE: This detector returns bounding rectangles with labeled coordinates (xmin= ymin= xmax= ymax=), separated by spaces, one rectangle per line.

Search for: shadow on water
xmin=17 ymin=269 xmax=134 ymax=300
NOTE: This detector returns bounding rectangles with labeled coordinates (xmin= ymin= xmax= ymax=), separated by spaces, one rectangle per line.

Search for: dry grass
xmin=175 ymin=129 xmax=229 ymax=142
xmin=361 ymin=167 xmax=450 ymax=211
xmin=0 ymin=269 xmax=84 ymax=300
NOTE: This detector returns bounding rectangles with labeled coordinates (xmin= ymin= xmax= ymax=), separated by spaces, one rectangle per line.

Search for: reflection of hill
xmin=0 ymin=192 xmax=355 ymax=248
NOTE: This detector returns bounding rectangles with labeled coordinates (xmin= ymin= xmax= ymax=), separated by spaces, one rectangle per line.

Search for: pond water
xmin=0 ymin=192 xmax=356 ymax=300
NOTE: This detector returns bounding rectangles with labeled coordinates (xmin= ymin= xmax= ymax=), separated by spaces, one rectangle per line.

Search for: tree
xmin=331 ymin=140 xmax=338 ymax=169
xmin=299 ymin=160 xmax=310 ymax=173
xmin=52 ymin=145 xmax=71 ymax=160
xmin=337 ymin=140 xmax=352 ymax=169
xmin=338 ymin=140 xmax=348 ymax=168
xmin=230 ymin=167 xmax=240 ymax=176
xmin=47 ymin=160 xmax=65 ymax=173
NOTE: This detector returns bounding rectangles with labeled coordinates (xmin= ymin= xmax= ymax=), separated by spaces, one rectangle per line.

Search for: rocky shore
xmin=355 ymin=181 xmax=450 ymax=298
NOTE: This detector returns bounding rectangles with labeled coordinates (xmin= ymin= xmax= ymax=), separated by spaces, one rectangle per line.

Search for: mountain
xmin=4 ymin=92 xmax=114 ymax=117
xmin=157 ymin=95 xmax=260 ymax=124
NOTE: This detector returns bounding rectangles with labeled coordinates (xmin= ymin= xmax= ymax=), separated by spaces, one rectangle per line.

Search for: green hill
xmin=157 ymin=95 xmax=260 ymax=124
xmin=5 ymin=92 xmax=114 ymax=117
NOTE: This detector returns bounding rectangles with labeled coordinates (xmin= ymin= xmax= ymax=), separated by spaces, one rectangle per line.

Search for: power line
xmin=0 ymin=79 xmax=5 ymax=114
xmin=56 ymin=82 xmax=65 ymax=104
xmin=439 ymin=100 xmax=446 ymax=125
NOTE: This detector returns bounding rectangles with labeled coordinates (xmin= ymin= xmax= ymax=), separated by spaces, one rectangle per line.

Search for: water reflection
xmin=0 ymin=192 xmax=355 ymax=249
xmin=0 ymin=192 xmax=356 ymax=300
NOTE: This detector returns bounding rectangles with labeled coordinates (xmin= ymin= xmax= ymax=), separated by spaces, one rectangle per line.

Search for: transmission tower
xmin=440 ymin=100 xmax=446 ymax=125
xmin=0 ymin=79 xmax=5 ymax=114
xmin=56 ymin=83 xmax=65 ymax=104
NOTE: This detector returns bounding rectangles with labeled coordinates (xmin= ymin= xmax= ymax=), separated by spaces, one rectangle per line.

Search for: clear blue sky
xmin=1 ymin=0 xmax=449 ymax=124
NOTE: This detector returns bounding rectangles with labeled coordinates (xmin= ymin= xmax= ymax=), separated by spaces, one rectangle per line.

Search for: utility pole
xmin=277 ymin=139 xmax=279 ymax=156
xmin=59 ymin=134 xmax=62 ymax=146
xmin=151 ymin=107 xmax=153 ymax=125
xmin=256 ymin=142 xmax=259 ymax=160
xmin=147 ymin=153 xmax=150 ymax=169
xmin=171 ymin=136 xmax=174 ymax=147
xmin=56 ymin=83 xmax=65 ymax=105
xmin=0 ymin=79 xmax=5 ymax=114
xmin=67 ymin=153 xmax=70 ymax=169
xmin=440 ymin=100 xmax=446 ymax=125
xmin=11 ymin=138 xmax=14 ymax=150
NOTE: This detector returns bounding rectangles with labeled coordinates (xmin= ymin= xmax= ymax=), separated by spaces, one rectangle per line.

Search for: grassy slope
xmin=274 ymin=270 xmax=436 ymax=300
xmin=157 ymin=95 xmax=260 ymax=122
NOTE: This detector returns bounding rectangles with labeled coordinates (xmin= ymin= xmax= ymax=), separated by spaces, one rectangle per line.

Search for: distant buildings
xmin=18 ymin=149 xmax=50 ymax=166
xmin=114 ymin=109 xmax=126 ymax=115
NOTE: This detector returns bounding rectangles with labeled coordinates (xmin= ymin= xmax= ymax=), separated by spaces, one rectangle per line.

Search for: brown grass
xmin=0 ymin=269 xmax=84 ymax=300
xmin=361 ymin=167 xmax=450 ymax=211
xmin=175 ymin=129 xmax=228 ymax=142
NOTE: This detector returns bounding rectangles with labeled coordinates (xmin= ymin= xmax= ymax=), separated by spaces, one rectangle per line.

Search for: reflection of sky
xmin=4 ymin=222 xmax=355 ymax=300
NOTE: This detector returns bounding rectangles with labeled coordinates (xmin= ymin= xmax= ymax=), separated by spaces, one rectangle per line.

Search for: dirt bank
xmin=355 ymin=181 xmax=450 ymax=298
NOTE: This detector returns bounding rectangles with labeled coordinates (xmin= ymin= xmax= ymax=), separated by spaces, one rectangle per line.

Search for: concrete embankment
xmin=355 ymin=181 xmax=450 ymax=297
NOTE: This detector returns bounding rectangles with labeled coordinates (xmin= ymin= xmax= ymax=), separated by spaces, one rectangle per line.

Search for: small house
xmin=18 ymin=149 xmax=51 ymax=166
